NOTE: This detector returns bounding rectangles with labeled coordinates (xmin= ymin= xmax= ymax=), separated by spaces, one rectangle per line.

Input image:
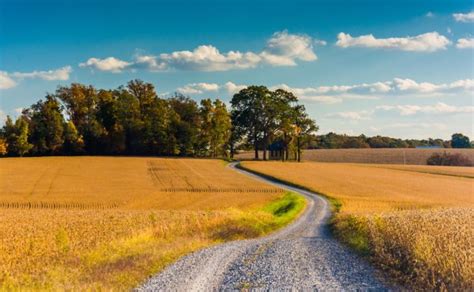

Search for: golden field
xmin=240 ymin=161 xmax=474 ymax=290
xmin=0 ymin=157 xmax=304 ymax=290
xmin=235 ymin=148 xmax=474 ymax=165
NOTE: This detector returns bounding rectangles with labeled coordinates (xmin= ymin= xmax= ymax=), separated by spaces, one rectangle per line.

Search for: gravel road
xmin=137 ymin=162 xmax=389 ymax=291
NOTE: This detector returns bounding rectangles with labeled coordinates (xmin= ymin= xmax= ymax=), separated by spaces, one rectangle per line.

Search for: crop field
xmin=240 ymin=161 xmax=474 ymax=290
xmin=235 ymin=148 xmax=474 ymax=165
xmin=0 ymin=157 xmax=304 ymax=290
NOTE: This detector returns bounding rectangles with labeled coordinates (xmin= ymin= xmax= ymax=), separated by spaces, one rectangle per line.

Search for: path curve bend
xmin=137 ymin=162 xmax=388 ymax=290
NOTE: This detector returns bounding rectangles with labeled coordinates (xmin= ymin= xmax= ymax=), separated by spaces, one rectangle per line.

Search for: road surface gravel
xmin=137 ymin=162 xmax=390 ymax=291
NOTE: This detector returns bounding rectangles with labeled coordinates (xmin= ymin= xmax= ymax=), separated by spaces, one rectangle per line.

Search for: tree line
xmin=307 ymin=132 xmax=472 ymax=149
xmin=0 ymin=80 xmax=316 ymax=160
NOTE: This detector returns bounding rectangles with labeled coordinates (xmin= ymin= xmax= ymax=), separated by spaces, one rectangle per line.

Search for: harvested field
xmin=235 ymin=148 xmax=474 ymax=165
xmin=240 ymin=161 xmax=474 ymax=290
xmin=0 ymin=157 xmax=301 ymax=290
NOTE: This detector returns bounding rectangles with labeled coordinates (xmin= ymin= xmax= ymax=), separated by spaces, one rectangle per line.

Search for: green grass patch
xmin=331 ymin=215 xmax=370 ymax=256
xmin=262 ymin=192 xmax=306 ymax=227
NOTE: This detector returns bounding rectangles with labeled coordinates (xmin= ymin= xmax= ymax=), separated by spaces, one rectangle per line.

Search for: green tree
xmin=341 ymin=136 xmax=369 ymax=148
xmin=451 ymin=133 xmax=471 ymax=148
xmin=231 ymin=86 xmax=269 ymax=160
xmin=197 ymin=98 xmax=214 ymax=156
xmin=293 ymin=105 xmax=318 ymax=162
xmin=3 ymin=116 xmax=32 ymax=157
xmin=56 ymin=83 xmax=105 ymax=154
xmin=272 ymin=89 xmax=298 ymax=161
xmin=169 ymin=93 xmax=201 ymax=156
xmin=29 ymin=95 xmax=65 ymax=155
xmin=63 ymin=121 xmax=84 ymax=154
xmin=210 ymin=99 xmax=231 ymax=158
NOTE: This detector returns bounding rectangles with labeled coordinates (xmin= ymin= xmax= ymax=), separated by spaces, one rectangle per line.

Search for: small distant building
xmin=269 ymin=140 xmax=285 ymax=160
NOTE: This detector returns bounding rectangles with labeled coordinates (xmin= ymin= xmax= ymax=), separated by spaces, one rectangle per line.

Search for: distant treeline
xmin=0 ymin=80 xmax=316 ymax=160
xmin=0 ymin=80 xmax=471 ymax=159
xmin=305 ymin=132 xmax=472 ymax=149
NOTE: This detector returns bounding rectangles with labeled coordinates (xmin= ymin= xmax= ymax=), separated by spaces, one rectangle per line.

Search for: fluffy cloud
xmin=177 ymin=82 xmax=219 ymax=94
xmin=392 ymin=78 xmax=474 ymax=94
xmin=453 ymin=11 xmax=474 ymax=23
xmin=79 ymin=57 xmax=131 ymax=73
xmin=336 ymin=32 xmax=451 ymax=52
xmin=259 ymin=31 xmax=317 ymax=66
xmin=456 ymin=38 xmax=474 ymax=49
xmin=175 ymin=78 xmax=473 ymax=104
xmin=326 ymin=110 xmax=373 ymax=121
xmin=79 ymin=31 xmax=319 ymax=72
xmin=0 ymin=66 xmax=72 ymax=90
xmin=275 ymin=78 xmax=473 ymax=103
xmin=158 ymin=45 xmax=262 ymax=71
xmin=224 ymin=82 xmax=247 ymax=94
xmin=377 ymin=102 xmax=474 ymax=116
xmin=0 ymin=72 xmax=17 ymax=89
xmin=11 ymin=66 xmax=72 ymax=81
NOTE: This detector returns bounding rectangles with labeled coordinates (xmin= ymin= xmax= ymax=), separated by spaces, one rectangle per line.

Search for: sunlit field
xmin=235 ymin=148 xmax=474 ymax=165
xmin=0 ymin=157 xmax=304 ymax=290
xmin=240 ymin=161 xmax=474 ymax=290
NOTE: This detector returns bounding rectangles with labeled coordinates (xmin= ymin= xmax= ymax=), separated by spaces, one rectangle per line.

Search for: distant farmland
xmin=236 ymin=148 xmax=474 ymax=165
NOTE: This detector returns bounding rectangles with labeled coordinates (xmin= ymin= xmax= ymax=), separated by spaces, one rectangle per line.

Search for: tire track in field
xmin=137 ymin=162 xmax=391 ymax=290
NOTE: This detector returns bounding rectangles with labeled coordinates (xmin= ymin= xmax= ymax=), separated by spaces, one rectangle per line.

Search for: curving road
xmin=137 ymin=162 xmax=389 ymax=291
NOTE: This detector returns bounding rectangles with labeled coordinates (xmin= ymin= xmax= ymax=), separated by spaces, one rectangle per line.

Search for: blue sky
xmin=1 ymin=0 xmax=473 ymax=139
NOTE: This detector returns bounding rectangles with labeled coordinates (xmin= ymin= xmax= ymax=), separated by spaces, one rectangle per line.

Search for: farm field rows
xmin=0 ymin=157 xmax=304 ymax=290
xmin=240 ymin=161 xmax=474 ymax=290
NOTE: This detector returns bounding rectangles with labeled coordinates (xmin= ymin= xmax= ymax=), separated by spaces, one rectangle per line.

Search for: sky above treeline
xmin=0 ymin=0 xmax=473 ymax=139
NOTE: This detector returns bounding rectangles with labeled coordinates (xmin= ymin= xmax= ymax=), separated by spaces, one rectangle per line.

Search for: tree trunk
xmin=254 ymin=132 xmax=259 ymax=160
xmin=297 ymin=136 xmax=301 ymax=162
xmin=263 ymin=134 xmax=267 ymax=161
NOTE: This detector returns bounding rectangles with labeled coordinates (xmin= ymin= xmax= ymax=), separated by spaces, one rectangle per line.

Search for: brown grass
xmin=240 ymin=161 xmax=474 ymax=290
xmin=235 ymin=148 xmax=474 ymax=165
xmin=0 ymin=157 xmax=305 ymax=290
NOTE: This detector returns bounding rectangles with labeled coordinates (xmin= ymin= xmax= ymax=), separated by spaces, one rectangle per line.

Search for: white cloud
xmin=11 ymin=66 xmax=72 ymax=81
xmin=453 ymin=11 xmax=474 ymax=23
xmin=0 ymin=66 xmax=72 ymax=90
xmin=393 ymin=78 xmax=474 ymax=94
xmin=158 ymin=45 xmax=262 ymax=71
xmin=326 ymin=110 xmax=373 ymax=120
xmin=260 ymin=31 xmax=317 ymax=66
xmin=133 ymin=55 xmax=166 ymax=71
xmin=377 ymin=102 xmax=474 ymax=116
xmin=0 ymin=71 xmax=17 ymax=89
xmin=426 ymin=11 xmax=435 ymax=18
xmin=336 ymin=32 xmax=451 ymax=52
xmin=79 ymin=57 xmax=131 ymax=73
xmin=175 ymin=78 xmax=473 ymax=104
xmin=456 ymin=38 xmax=474 ymax=49
xmin=175 ymin=81 xmax=246 ymax=95
xmin=79 ymin=31 xmax=318 ymax=72
xmin=224 ymin=82 xmax=247 ymax=94
xmin=177 ymin=82 xmax=219 ymax=94
xmin=314 ymin=39 xmax=327 ymax=46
